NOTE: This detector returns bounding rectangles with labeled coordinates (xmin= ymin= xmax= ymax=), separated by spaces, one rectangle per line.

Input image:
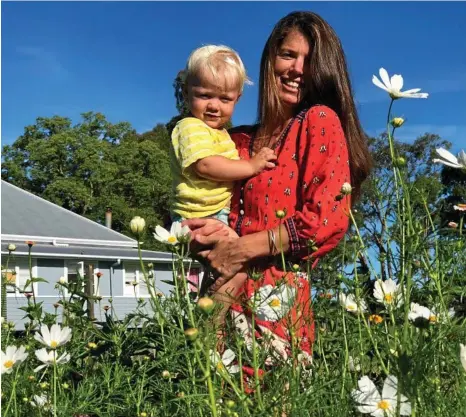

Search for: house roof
xmin=1 ymin=242 xmax=175 ymax=262
xmin=1 ymin=180 xmax=136 ymax=246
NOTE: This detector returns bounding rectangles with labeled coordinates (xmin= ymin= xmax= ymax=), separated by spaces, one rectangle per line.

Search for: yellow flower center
xmin=216 ymin=362 xmax=225 ymax=371
xmin=167 ymin=236 xmax=177 ymax=244
xmin=50 ymin=340 xmax=58 ymax=348
xmin=269 ymin=298 xmax=281 ymax=308
xmin=347 ymin=305 xmax=356 ymax=311
xmin=377 ymin=400 xmax=390 ymax=410
xmin=429 ymin=315 xmax=437 ymax=323
xmin=384 ymin=294 xmax=394 ymax=303
xmin=4 ymin=360 xmax=14 ymax=369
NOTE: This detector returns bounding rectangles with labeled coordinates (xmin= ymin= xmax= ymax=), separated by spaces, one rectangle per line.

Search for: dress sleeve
xmin=284 ymin=106 xmax=351 ymax=262
xmin=175 ymin=118 xmax=218 ymax=169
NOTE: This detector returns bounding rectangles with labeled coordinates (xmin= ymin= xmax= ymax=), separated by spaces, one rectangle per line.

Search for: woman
xmin=186 ymin=11 xmax=371 ymax=366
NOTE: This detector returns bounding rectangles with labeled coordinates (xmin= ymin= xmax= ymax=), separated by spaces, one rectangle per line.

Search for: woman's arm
xmin=282 ymin=105 xmax=351 ymax=263
xmin=186 ymin=218 xmax=289 ymax=286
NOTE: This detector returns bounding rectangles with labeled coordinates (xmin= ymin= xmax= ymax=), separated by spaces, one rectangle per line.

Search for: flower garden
xmin=1 ymin=68 xmax=466 ymax=417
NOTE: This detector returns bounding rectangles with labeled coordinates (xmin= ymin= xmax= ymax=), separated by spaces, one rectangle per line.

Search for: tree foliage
xmin=2 ymin=112 xmax=173 ymax=250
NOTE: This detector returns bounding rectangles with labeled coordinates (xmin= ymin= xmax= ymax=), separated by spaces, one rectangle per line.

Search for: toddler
xmin=170 ymin=45 xmax=276 ymax=324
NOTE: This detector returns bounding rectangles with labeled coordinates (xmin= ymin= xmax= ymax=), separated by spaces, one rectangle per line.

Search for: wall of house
xmin=5 ymin=256 xmax=195 ymax=329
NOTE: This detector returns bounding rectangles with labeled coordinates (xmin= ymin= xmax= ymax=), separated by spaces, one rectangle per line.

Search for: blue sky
xmin=2 ymin=1 xmax=465 ymax=151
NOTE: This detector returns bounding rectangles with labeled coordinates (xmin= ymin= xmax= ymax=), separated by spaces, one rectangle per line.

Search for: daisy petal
xmin=379 ymin=68 xmax=391 ymax=89
xmin=372 ymin=75 xmax=389 ymax=92
xmin=401 ymin=88 xmax=421 ymax=95
xmin=390 ymin=74 xmax=404 ymax=91
xmin=435 ymin=148 xmax=459 ymax=165
xmin=382 ymin=375 xmax=398 ymax=400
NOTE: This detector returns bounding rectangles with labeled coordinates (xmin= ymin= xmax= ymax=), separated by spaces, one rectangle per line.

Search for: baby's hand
xmin=250 ymin=147 xmax=277 ymax=175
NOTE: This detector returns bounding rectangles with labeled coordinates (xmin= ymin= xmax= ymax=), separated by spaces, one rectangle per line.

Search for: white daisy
xmin=34 ymin=324 xmax=72 ymax=349
xmin=339 ymin=293 xmax=367 ymax=314
xmin=210 ymin=349 xmax=239 ymax=374
xmin=34 ymin=348 xmax=70 ymax=372
xmin=351 ymin=375 xmax=411 ymax=416
xmin=153 ymin=222 xmax=191 ymax=245
xmin=372 ymin=68 xmax=428 ymax=99
xmin=31 ymin=394 xmax=49 ymax=409
xmin=373 ymin=279 xmax=404 ymax=308
xmin=409 ymin=303 xmax=455 ymax=324
xmin=408 ymin=303 xmax=432 ymax=323
xmin=460 ymin=344 xmax=466 ymax=372
xmin=1 ymin=345 xmax=28 ymax=374
xmin=348 ymin=355 xmax=361 ymax=372
xmin=433 ymin=148 xmax=466 ymax=170
xmin=252 ymin=284 xmax=297 ymax=321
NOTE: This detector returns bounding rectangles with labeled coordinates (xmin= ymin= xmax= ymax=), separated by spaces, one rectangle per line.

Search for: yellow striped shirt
xmin=170 ymin=117 xmax=239 ymax=218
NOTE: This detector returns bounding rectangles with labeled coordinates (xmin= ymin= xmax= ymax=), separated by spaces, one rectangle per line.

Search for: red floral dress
xmin=227 ymin=105 xmax=351 ymax=366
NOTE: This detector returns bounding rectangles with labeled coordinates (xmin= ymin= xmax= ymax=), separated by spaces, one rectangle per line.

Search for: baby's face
xmin=186 ymin=71 xmax=241 ymax=130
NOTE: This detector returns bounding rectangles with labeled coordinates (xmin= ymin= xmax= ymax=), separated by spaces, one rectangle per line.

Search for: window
xmin=4 ymin=257 xmax=36 ymax=295
xmin=124 ymin=262 xmax=138 ymax=296
xmin=123 ymin=262 xmax=152 ymax=297
xmin=2 ymin=268 xmax=17 ymax=293
xmin=187 ymin=268 xmax=201 ymax=293
xmin=66 ymin=261 xmax=84 ymax=286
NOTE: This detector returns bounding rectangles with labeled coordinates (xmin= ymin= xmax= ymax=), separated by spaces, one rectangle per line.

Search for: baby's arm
xmin=194 ymin=147 xmax=277 ymax=181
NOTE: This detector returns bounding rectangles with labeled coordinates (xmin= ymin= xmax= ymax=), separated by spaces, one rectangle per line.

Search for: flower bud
xmin=291 ymin=264 xmax=300 ymax=272
xmin=390 ymin=117 xmax=405 ymax=128
xmin=162 ymin=370 xmax=171 ymax=379
xmin=184 ymin=327 xmax=199 ymax=341
xmin=275 ymin=209 xmax=286 ymax=219
xmin=132 ymin=281 xmax=138 ymax=287
xmin=28 ymin=375 xmax=35 ymax=381
xmin=395 ymin=157 xmax=407 ymax=167
xmin=140 ymin=413 xmax=148 ymax=417
xmin=53 ymin=303 xmax=60 ymax=309
xmin=147 ymin=263 xmax=154 ymax=269
xmin=40 ymin=382 xmax=49 ymax=389
xmin=96 ymin=272 xmax=103 ymax=279
xmin=340 ymin=182 xmax=352 ymax=195
xmin=448 ymin=221 xmax=458 ymax=229
xmin=197 ymin=297 xmax=215 ymax=314
xmin=59 ymin=277 xmax=66 ymax=284
xmin=226 ymin=400 xmax=236 ymax=409
xmin=62 ymin=383 xmax=70 ymax=389
xmin=88 ymin=342 xmax=97 ymax=350
xmin=25 ymin=241 xmax=35 ymax=247
xmin=103 ymin=305 xmax=110 ymax=312
xmin=248 ymin=270 xmax=262 ymax=282
xmin=8 ymin=243 xmax=16 ymax=252
xmin=130 ymin=216 xmax=146 ymax=235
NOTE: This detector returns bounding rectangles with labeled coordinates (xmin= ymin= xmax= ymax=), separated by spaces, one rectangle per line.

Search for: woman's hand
xmin=183 ymin=218 xmax=245 ymax=289
xmin=197 ymin=237 xmax=248 ymax=289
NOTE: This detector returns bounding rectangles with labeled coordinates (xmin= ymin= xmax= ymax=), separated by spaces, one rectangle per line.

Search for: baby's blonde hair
xmin=183 ymin=45 xmax=252 ymax=93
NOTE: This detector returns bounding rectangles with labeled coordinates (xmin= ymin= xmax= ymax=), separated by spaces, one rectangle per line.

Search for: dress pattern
xmin=227 ymin=105 xmax=351 ymax=364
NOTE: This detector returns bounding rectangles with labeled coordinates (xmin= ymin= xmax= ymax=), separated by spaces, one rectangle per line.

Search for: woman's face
xmin=274 ymin=29 xmax=310 ymax=113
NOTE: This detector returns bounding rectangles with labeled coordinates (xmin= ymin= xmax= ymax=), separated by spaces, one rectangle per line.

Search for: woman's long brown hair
xmin=258 ymin=11 xmax=372 ymax=201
